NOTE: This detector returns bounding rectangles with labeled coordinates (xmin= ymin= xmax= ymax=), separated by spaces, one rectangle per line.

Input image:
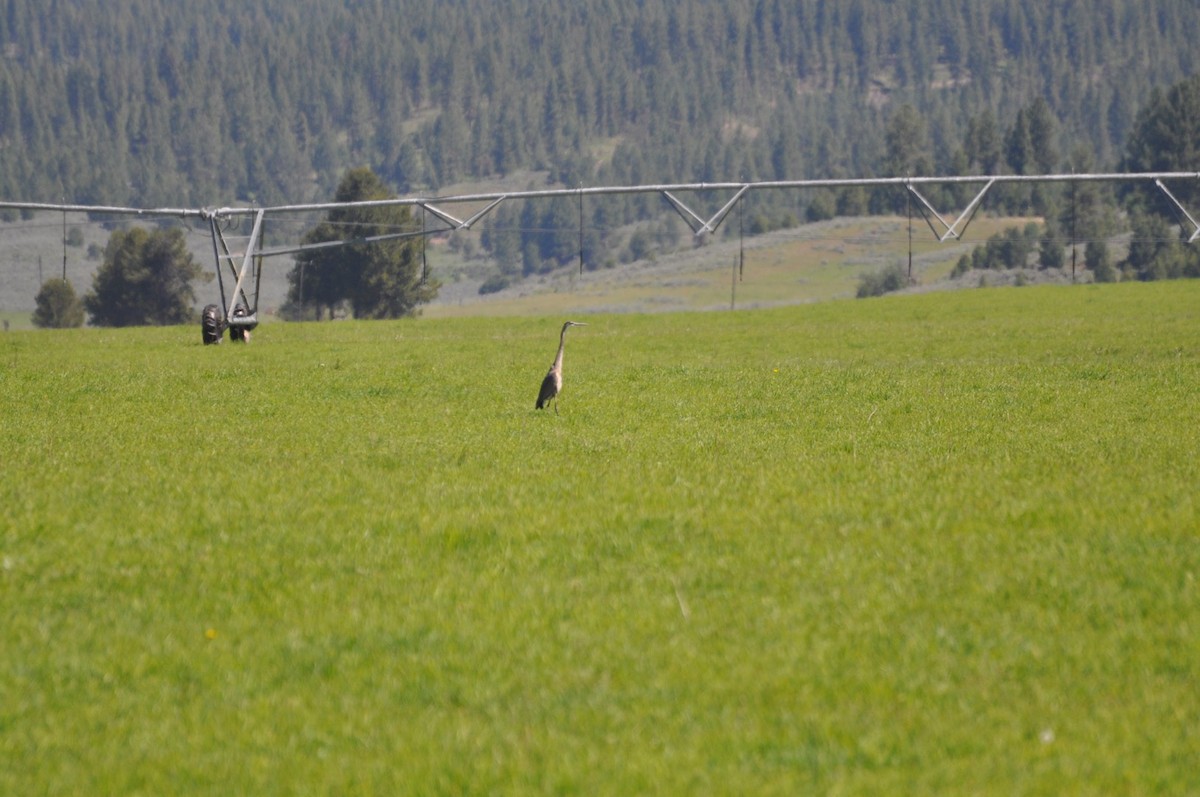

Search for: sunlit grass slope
xmin=2 ymin=282 xmax=1198 ymax=794
xmin=426 ymin=216 xmax=1032 ymax=317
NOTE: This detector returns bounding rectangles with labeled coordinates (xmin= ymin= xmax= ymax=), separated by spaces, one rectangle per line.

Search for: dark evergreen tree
xmin=1061 ymin=146 xmax=1120 ymax=246
xmin=1004 ymin=109 xmax=1033 ymax=176
xmin=481 ymin=203 xmax=523 ymax=275
xmin=881 ymin=104 xmax=931 ymax=177
xmin=1038 ymin=219 xmax=1066 ymax=270
xmin=1123 ymin=75 xmax=1200 ymax=209
xmin=1027 ymin=97 xmax=1059 ymax=173
xmin=877 ymin=103 xmax=932 ymax=212
xmin=284 ymin=167 xmax=437 ymax=319
xmin=964 ymin=110 xmax=1002 ymax=173
xmin=32 ymin=278 xmax=85 ymax=328
xmin=1123 ymin=210 xmax=1200 ymax=280
xmin=1084 ymin=241 xmax=1116 ymax=281
xmin=354 ymin=217 xmax=438 ymax=318
xmin=1124 ymin=211 xmax=1175 ymax=279
xmin=84 ymin=226 xmax=203 ymax=327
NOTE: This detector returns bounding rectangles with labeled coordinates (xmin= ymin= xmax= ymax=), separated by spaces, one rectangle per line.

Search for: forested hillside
xmin=3 ymin=0 xmax=1198 ymax=212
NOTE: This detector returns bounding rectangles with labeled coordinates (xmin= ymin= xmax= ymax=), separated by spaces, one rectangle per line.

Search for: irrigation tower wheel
xmin=201 ymin=304 xmax=223 ymax=345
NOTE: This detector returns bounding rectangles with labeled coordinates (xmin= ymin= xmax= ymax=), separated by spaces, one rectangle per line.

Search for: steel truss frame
xmin=238 ymin=171 xmax=1200 ymax=239
xmin=3 ymin=171 xmax=1198 ymax=339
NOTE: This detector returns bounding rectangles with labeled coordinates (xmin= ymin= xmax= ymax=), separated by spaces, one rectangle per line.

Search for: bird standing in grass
xmin=536 ymin=320 xmax=587 ymax=413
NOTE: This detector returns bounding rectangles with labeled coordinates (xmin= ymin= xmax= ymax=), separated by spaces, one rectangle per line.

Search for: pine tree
xmin=1005 ymin=109 xmax=1033 ymax=175
xmin=1123 ymin=75 xmax=1200 ymax=208
xmin=32 ymin=278 xmax=85 ymax=328
xmin=965 ymin=110 xmax=1002 ymax=174
xmin=1027 ymin=97 xmax=1059 ymax=173
xmin=84 ymin=227 xmax=203 ymax=327
xmin=285 ymin=168 xmax=438 ymax=320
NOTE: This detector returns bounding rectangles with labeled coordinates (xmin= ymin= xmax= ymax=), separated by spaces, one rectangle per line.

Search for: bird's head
xmin=563 ymin=320 xmax=587 ymax=331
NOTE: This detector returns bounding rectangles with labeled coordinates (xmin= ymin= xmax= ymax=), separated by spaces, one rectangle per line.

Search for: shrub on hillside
xmin=32 ymin=279 xmax=85 ymax=328
xmin=857 ymin=263 xmax=908 ymax=298
xmin=478 ymin=274 xmax=510 ymax=295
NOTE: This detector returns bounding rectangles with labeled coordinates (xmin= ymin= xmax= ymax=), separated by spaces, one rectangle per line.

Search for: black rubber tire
xmin=201 ymin=304 xmax=222 ymax=345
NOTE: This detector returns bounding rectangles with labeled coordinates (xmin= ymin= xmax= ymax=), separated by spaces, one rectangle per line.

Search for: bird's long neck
xmin=552 ymin=328 xmax=568 ymax=371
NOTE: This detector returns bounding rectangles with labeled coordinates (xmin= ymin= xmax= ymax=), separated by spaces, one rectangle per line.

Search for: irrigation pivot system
xmin=3 ymin=171 xmax=1198 ymax=342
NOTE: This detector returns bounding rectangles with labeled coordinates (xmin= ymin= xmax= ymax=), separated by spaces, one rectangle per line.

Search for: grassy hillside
xmin=428 ymin=215 xmax=1041 ymax=317
xmin=2 ymin=282 xmax=1197 ymax=793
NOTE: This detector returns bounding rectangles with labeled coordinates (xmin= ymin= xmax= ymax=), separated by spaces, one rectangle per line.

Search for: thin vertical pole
xmin=421 ymin=206 xmax=427 ymax=284
xmin=209 ymin=217 xmax=229 ymax=319
xmin=1070 ymin=179 xmax=1077 ymax=283
xmin=738 ymin=193 xmax=744 ymax=281
xmin=61 ymin=205 xmax=67 ymax=281
xmin=906 ymin=180 xmax=913 ymax=280
xmin=731 ymin=256 xmax=737 ymax=311
xmin=578 ymin=183 xmax=584 ymax=276
xmin=253 ymin=215 xmax=264 ymax=313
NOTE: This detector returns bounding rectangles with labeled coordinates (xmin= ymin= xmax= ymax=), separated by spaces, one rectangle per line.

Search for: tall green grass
xmin=2 ymin=282 xmax=1198 ymax=794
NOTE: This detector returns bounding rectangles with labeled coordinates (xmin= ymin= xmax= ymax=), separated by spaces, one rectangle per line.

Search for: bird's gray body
xmin=536 ymin=320 xmax=586 ymax=413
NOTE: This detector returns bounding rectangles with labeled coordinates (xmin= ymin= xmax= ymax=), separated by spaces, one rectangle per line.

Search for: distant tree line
xmin=4 ymin=0 xmax=1200 ymax=211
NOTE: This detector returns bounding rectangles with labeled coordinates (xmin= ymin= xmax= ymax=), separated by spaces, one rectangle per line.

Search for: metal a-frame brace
xmin=906 ymin=178 xmax=996 ymax=242
xmin=207 ymin=208 xmax=264 ymax=331
xmin=662 ymin=185 xmax=751 ymax=235
xmin=419 ymin=196 xmax=509 ymax=232
xmin=904 ymin=175 xmax=1200 ymax=244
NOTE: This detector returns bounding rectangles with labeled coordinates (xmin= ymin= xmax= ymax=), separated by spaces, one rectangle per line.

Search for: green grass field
xmin=2 ymin=281 xmax=1198 ymax=794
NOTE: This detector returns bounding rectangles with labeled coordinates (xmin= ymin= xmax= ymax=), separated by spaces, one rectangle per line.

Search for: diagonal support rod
xmin=906 ymin=178 xmax=995 ymax=242
xmin=662 ymin=190 xmax=708 ymax=233
xmin=420 ymin=196 xmax=507 ymax=231
xmin=1155 ymin=179 xmax=1200 ymax=243
xmin=662 ymin=185 xmax=751 ymax=235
